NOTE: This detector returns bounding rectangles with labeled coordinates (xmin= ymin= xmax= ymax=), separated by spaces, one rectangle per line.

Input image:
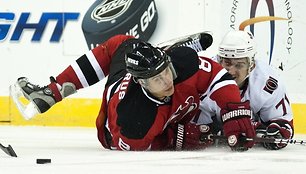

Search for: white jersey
xmin=197 ymin=59 xmax=293 ymax=124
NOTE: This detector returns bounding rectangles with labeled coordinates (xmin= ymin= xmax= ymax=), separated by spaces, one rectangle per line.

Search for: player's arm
xmin=55 ymin=35 xmax=134 ymax=90
xmin=255 ymin=82 xmax=294 ymax=150
xmin=198 ymin=57 xmax=255 ymax=151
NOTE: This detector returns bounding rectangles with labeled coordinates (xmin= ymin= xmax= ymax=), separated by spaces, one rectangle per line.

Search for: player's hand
xmin=263 ymin=120 xmax=293 ymax=150
xmin=152 ymin=123 xmax=213 ymax=150
xmin=221 ymin=101 xmax=255 ymax=151
xmin=181 ymin=123 xmax=213 ymax=150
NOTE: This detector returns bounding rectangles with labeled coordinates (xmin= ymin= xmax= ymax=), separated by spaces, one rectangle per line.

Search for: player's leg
xmin=10 ymin=77 xmax=76 ymax=119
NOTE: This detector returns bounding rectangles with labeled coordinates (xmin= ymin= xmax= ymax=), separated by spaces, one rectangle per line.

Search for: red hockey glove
xmin=151 ymin=126 xmax=177 ymax=150
xmin=263 ymin=120 xmax=293 ymax=150
xmin=175 ymin=123 xmax=213 ymax=150
xmin=221 ymin=101 xmax=255 ymax=151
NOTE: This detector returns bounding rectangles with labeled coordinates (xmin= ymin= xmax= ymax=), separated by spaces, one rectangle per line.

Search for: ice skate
xmin=10 ymin=77 xmax=56 ymax=120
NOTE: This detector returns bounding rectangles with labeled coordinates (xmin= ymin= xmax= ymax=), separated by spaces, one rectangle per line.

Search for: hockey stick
xmin=209 ymin=135 xmax=306 ymax=145
xmin=0 ymin=143 xmax=18 ymax=157
xmin=157 ymin=31 xmax=213 ymax=52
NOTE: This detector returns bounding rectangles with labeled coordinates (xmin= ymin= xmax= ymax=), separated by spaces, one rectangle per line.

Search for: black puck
xmin=36 ymin=158 xmax=51 ymax=164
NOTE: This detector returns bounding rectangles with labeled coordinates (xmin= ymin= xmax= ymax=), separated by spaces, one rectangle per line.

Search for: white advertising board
xmin=1 ymin=0 xmax=305 ymax=103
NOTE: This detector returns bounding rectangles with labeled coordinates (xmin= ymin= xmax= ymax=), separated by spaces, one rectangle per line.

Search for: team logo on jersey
xmin=263 ymin=76 xmax=278 ymax=94
xmin=173 ymin=96 xmax=197 ymax=120
xmin=91 ymin=0 xmax=133 ymax=23
xmin=164 ymin=96 xmax=198 ymax=129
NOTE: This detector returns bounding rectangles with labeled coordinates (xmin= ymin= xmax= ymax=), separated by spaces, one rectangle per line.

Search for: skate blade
xmin=9 ymin=82 xmax=39 ymax=120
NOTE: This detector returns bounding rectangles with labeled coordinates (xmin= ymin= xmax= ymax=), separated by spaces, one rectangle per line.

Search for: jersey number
xmin=275 ymin=94 xmax=290 ymax=116
xmin=199 ymin=58 xmax=211 ymax=72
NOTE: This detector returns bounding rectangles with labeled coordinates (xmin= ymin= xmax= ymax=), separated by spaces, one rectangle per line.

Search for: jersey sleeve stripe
xmin=209 ymin=80 xmax=237 ymax=96
xmin=71 ymin=61 xmax=89 ymax=87
xmin=86 ymin=51 xmax=106 ymax=80
xmin=201 ymin=68 xmax=237 ymax=98
xmin=201 ymin=68 xmax=227 ymax=97
xmin=209 ymin=72 xmax=235 ymax=91
xmin=76 ymin=55 xmax=99 ymax=86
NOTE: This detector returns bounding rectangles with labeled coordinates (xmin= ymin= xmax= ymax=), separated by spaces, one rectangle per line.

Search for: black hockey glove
xmin=263 ymin=120 xmax=293 ymax=150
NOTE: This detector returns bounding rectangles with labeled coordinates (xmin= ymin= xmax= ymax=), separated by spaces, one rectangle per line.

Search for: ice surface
xmin=1 ymin=126 xmax=305 ymax=174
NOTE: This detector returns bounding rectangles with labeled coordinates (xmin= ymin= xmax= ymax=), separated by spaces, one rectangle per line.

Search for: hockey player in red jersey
xmin=200 ymin=30 xmax=294 ymax=150
xmin=11 ymin=33 xmax=255 ymax=151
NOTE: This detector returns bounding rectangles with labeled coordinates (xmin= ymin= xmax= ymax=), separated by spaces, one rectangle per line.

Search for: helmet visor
xmin=139 ymin=66 xmax=175 ymax=98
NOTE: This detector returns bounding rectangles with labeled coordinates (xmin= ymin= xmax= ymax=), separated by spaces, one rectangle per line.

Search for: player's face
xmin=220 ymin=57 xmax=249 ymax=87
xmin=142 ymin=66 xmax=174 ymax=99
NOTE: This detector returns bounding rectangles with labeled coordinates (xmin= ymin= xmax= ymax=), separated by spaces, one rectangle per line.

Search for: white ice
xmin=1 ymin=125 xmax=305 ymax=174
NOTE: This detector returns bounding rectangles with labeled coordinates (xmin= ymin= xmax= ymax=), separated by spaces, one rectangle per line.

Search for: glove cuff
xmin=175 ymin=124 xmax=184 ymax=150
xmin=221 ymin=109 xmax=252 ymax=123
xmin=221 ymin=101 xmax=252 ymax=123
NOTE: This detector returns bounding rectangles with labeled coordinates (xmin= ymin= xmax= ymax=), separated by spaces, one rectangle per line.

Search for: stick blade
xmin=7 ymin=145 xmax=18 ymax=157
xmin=0 ymin=143 xmax=18 ymax=157
xmin=157 ymin=32 xmax=213 ymax=52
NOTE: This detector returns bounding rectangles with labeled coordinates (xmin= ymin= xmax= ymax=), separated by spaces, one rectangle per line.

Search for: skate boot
xmin=158 ymin=32 xmax=213 ymax=52
xmin=10 ymin=77 xmax=76 ymax=120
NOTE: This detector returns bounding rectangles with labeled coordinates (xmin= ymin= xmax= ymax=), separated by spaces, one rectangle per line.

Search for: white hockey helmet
xmin=218 ymin=30 xmax=257 ymax=62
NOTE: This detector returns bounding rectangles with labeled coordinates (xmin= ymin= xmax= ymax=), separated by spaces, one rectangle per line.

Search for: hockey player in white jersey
xmin=198 ymin=30 xmax=294 ymax=150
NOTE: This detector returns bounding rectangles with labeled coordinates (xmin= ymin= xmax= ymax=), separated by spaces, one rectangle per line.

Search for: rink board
xmin=0 ymin=96 xmax=305 ymax=134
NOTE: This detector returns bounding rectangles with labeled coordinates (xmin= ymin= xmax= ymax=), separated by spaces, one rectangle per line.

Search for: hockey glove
xmin=151 ymin=125 xmax=177 ymax=150
xmin=175 ymin=123 xmax=213 ymax=150
xmin=263 ymin=120 xmax=293 ymax=150
xmin=221 ymin=101 xmax=255 ymax=151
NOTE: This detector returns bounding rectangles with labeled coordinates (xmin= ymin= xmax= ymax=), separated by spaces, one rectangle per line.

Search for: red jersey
xmin=55 ymin=35 xmax=242 ymax=150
